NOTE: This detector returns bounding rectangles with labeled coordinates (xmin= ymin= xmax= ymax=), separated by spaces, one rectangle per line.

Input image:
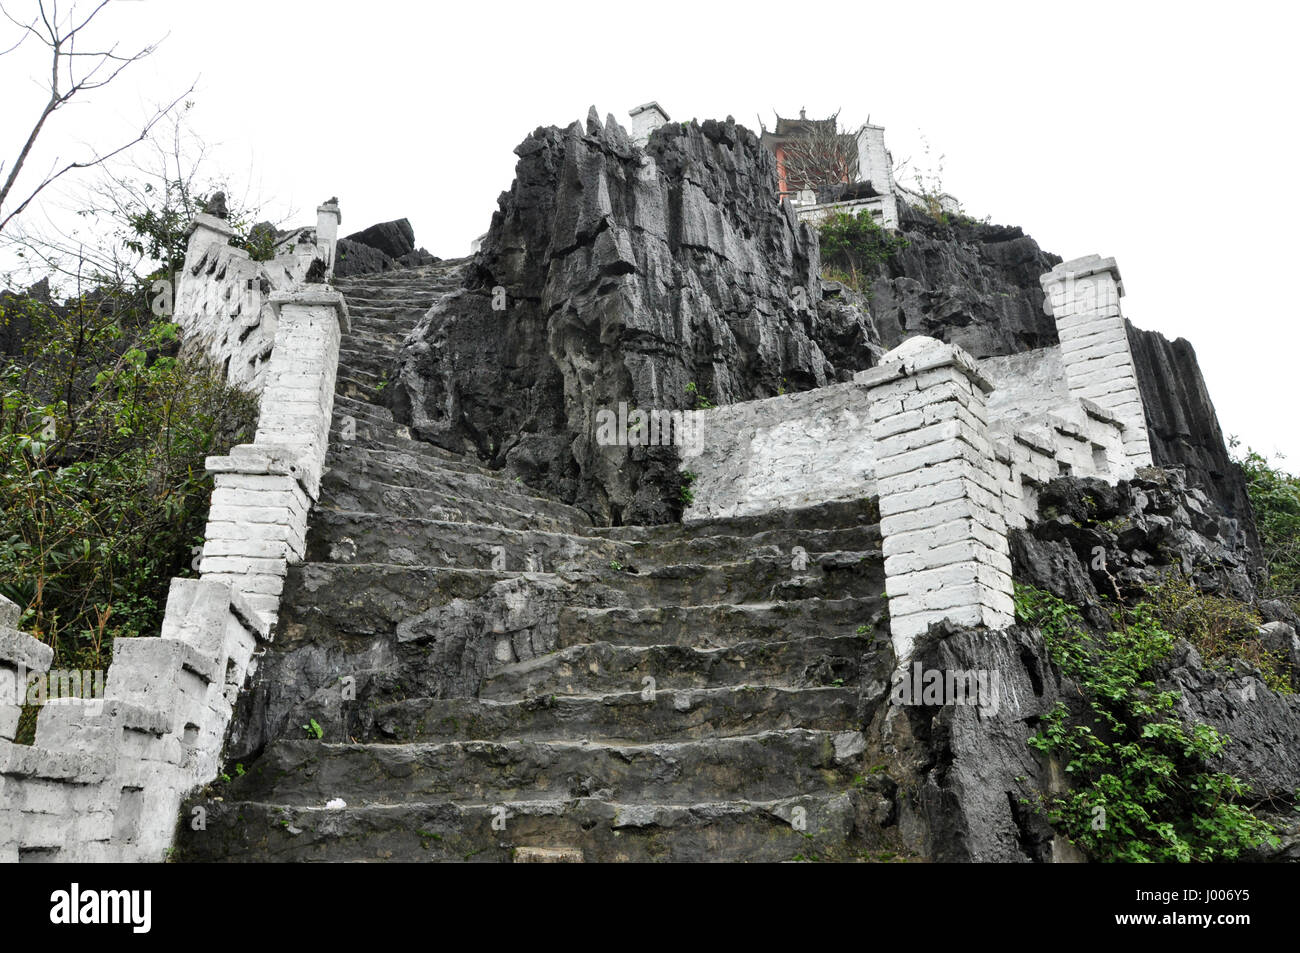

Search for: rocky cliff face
xmin=886 ymin=470 xmax=1300 ymax=861
xmin=866 ymin=202 xmax=1062 ymax=358
xmin=1127 ymin=324 xmax=1259 ymax=557
xmin=389 ymin=111 xmax=879 ymax=525
xmin=334 ymin=218 xmax=439 ymax=278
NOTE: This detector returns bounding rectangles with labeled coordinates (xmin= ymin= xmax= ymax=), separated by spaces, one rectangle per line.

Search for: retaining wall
xmin=679 ymin=253 xmax=1153 ymax=657
xmin=681 ymin=382 xmax=876 ymax=522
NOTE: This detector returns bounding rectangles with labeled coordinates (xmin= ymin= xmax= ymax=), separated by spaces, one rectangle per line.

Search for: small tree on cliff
xmin=778 ymin=110 xmax=860 ymax=199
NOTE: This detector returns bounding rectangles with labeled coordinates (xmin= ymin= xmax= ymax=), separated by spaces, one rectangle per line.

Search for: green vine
xmin=1014 ymin=583 xmax=1279 ymax=862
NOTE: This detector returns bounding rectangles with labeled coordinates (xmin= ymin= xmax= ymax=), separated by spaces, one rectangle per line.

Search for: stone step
xmin=323 ymin=452 xmax=592 ymax=525
xmin=336 ymin=259 xmax=464 ymax=279
xmin=175 ymin=791 xmax=877 ymax=862
xmin=210 ymin=729 xmax=861 ymax=806
xmin=589 ymin=498 xmax=880 ymax=541
xmin=345 ymin=330 xmax=409 ymax=351
xmin=276 ymin=563 xmax=599 ymax=639
xmin=354 ymin=685 xmax=865 ymax=745
xmin=317 ymin=473 xmax=589 ymax=534
xmin=333 ymin=394 xmax=395 ymax=424
xmin=338 ymin=346 xmax=400 ymax=377
xmin=557 ymin=597 xmax=887 ymax=649
xmin=480 ymin=634 xmax=873 ymax=699
xmin=343 ymin=296 xmax=439 ymax=311
xmin=324 ymin=434 xmax=579 ymax=506
xmin=305 ymin=510 xmax=629 ymax=571
xmin=339 ymin=291 xmax=443 ymax=306
xmin=344 ymin=313 xmax=425 ymax=332
xmin=329 ymin=420 xmax=460 ymax=460
xmin=336 ymin=366 xmax=384 ymax=387
xmin=589 ymin=550 xmax=885 ymax=607
xmin=335 ymin=375 xmax=387 ymax=404
xmin=338 ymin=340 xmax=403 ymax=357
xmin=287 ymin=554 xmax=881 ymax=640
xmin=620 ymin=524 xmax=882 ymax=569
xmin=326 ymin=427 xmax=510 ymax=481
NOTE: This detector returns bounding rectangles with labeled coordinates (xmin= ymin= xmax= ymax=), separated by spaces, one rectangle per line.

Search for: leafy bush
xmin=1014 ymin=583 xmax=1278 ymax=861
xmin=1236 ymin=446 xmax=1300 ymax=602
xmin=684 ymin=381 xmax=714 ymax=410
xmin=816 ymin=209 xmax=908 ymax=294
xmin=0 ymin=288 xmax=257 ymax=682
xmin=1143 ymin=577 xmax=1289 ymax=692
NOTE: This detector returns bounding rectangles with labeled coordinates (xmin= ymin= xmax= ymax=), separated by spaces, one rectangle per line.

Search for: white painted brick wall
xmin=173 ymin=207 xmax=341 ymax=394
xmin=857 ymin=336 xmax=1015 ymax=659
xmin=1040 ymin=255 xmax=1153 ymax=469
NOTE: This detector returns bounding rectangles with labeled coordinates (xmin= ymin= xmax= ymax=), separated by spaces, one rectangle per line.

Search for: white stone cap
xmin=268 ymin=287 xmax=351 ymax=333
xmin=854 ymin=335 xmax=994 ymax=394
xmin=1014 ymin=425 xmax=1056 ymax=456
xmin=1048 ymin=413 xmax=1089 ymax=442
xmin=0 ymin=625 xmax=54 ymax=674
xmin=1078 ymin=398 xmax=1124 ymax=428
xmin=317 ymin=201 xmax=341 ymax=223
xmin=0 ymin=594 xmax=19 ymax=630
xmin=3 ymin=738 xmax=113 ymax=780
xmin=229 ymin=588 xmax=273 ymax=642
xmin=629 ymin=101 xmax=670 ymax=120
xmin=185 ymin=212 xmax=238 ymax=240
xmin=207 ymin=443 xmax=306 ymax=479
xmin=1040 ymin=254 xmax=1124 ymax=296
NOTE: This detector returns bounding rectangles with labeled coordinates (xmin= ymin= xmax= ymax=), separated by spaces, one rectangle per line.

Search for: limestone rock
xmin=1127 ymin=323 xmax=1259 ymax=558
xmin=866 ymin=202 xmax=1062 ymax=358
xmin=334 ymin=219 xmax=440 ymax=278
xmin=390 ymin=116 xmax=879 ymax=525
xmin=345 ymin=219 xmax=416 ymax=259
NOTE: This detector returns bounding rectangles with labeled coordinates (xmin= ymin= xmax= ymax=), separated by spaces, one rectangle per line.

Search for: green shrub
xmin=0 ymin=289 xmax=258 ymax=686
xmin=1236 ymin=445 xmax=1300 ymax=602
xmin=1143 ymin=577 xmax=1289 ymax=692
xmin=816 ymin=209 xmax=908 ymax=294
xmin=1014 ymin=583 xmax=1278 ymax=861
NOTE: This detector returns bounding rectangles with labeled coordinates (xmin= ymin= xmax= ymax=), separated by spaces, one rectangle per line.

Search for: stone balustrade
xmin=174 ymin=199 xmax=342 ymax=393
xmin=0 ymin=204 xmax=347 ymax=862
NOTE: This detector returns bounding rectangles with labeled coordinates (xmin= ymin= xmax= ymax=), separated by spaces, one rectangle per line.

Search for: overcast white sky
xmin=2 ymin=0 xmax=1296 ymax=465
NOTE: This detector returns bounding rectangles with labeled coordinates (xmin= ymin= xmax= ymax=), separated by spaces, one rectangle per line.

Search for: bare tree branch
xmin=779 ymin=110 xmax=860 ymax=199
xmin=0 ymin=0 xmax=185 ymax=236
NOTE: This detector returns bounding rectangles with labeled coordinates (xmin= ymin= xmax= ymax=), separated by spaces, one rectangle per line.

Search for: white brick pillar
xmin=857 ymin=337 xmax=1015 ymax=660
xmin=257 ymin=289 xmax=349 ymax=494
xmin=316 ymin=199 xmax=341 ymax=277
xmin=200 ymin=289 xmax=348 ymax=624
xmin=1040 ymin=255 xmax=1152 ymax=470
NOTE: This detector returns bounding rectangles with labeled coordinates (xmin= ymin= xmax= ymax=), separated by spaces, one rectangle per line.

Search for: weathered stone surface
xmin=345 ymin=219 xmax=416 ymax=259
xmin=389 ymin=114 xmax=879 ymax=525
xmin=1127 ymin=323 xmax=1259 ymax=558
xmin=332 ymin=237 xmax=391 ymax=277
xmin=879 ymin=466 xmax=1298 ymax=862
xmin=334 ymin=219 xmax=439 ymax=279
xmin=865 ymin=202 xmax=1062 ymax=359
xmin=183 ymin=264 xmax=903 ymax=863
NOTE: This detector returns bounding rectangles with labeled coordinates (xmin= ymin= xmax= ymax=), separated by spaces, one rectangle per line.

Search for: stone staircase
xmin=176 ymin=263 xmax=900 ymax=862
